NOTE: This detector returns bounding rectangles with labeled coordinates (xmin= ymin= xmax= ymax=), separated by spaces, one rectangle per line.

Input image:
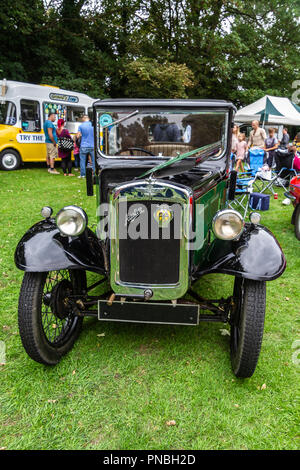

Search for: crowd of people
xmin=232 ymin=120 xmax=300 ymax=173
xmin=43 ymin=112 xmax=95 ymax=177
xmin=43 ymin=112 xmax=300 ymax=178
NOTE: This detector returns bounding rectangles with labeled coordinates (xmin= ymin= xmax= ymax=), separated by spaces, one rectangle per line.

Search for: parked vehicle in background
xmin=15 ymin=99 xmax=286 ymax=377
xmin=0 ymin=79 xmax=94 ymax=170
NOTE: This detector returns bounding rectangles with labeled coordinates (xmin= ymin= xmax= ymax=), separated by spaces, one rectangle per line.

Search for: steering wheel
xmin=116 ymin=147 xmax=155 ymax=156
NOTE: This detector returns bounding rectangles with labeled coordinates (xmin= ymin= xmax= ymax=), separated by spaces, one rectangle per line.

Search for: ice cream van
xmin=0 ymin=79 xmax=95 ymax=170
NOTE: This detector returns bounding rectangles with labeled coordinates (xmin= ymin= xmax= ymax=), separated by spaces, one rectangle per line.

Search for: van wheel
xmin=230 ymin=277 xmax=266 ymax=378
xmin=0 ymin=149 xmax=21 ymax=170
xmin=18 ymin=269 xmax=87 ymax=365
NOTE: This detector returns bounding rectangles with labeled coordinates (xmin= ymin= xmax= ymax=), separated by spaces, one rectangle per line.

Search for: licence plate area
xmin=98 ymin=300 xmax=199 ymax=325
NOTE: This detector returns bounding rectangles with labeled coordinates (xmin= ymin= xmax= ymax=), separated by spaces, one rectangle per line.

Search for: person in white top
xmin=248 ymin=120 xmax=266 ymax=149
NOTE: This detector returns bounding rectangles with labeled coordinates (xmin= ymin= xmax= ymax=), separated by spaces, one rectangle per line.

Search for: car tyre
xmin=0 ymin=149 xmax=21 ymax=170
xmin=230 ymin=277 xmax=266 ymax=378
xmin=18 ymin=269 xmax=86 ymax=365
xmin=293 ymin=204 xmax=300 ymax=241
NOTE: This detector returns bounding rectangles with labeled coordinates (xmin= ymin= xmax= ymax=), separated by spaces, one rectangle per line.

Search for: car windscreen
xmin=96 ymin=109 xmax=228 ymax=159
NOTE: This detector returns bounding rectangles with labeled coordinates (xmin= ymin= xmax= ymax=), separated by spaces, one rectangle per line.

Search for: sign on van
xmin=49 ymin=93 xmax=79 ymax=103
xmin=16 ymin=134 xmax=45 ymax=143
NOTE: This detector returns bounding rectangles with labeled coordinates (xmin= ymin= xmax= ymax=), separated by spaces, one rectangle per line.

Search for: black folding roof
xmin=93 ymin=98 xmax=236 ymax=111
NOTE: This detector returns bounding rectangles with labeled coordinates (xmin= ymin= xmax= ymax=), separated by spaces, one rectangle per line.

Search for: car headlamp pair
xmin=212 ymin=209 xmax=244 ymax=240
xmin=212 ymin=209 xmax=261 ymax=241
xmin=56 ymin=206 xmax=87 ymax=236
xmin=41 ymin=205 xmax=87 ymax=236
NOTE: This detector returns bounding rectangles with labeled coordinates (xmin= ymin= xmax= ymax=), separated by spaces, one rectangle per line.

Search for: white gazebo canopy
xmin=235 ymin=95 xmax=300 ymax=126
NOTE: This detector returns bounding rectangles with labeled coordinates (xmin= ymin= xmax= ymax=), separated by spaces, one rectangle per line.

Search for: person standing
xmin=248 ymin=120 xmax=266 ymax=149
xmin=264 ymin=128 xmax=278 ymax=169
xmin=73 ymin=134 xmax=81 ymax=171
xmin=235 ymin=133 xmax=248 ymax=172
xmin=280 ymin=128 xmax=290 ymax=149
xmin=231 ymin=124 xmax=239 ymax=153
xmin=77 ymin=115 xmax=95 ymax=178
xmin=153 ymin=122 xmax=181 ymax=142
xmin=56 ymin=119 xmax=75 ymax=176
xmin=43 ymin=111 xmax=59 ymax=174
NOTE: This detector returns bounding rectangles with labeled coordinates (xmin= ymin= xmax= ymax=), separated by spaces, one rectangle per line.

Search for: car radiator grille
xmin=118 ymin=200 xmax=181 ymax=285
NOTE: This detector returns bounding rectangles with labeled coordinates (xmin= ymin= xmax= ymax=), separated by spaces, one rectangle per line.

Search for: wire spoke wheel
xmin=18 ymin=269 xmax=86 ymax=365
xmin=41 ymin=270 xmax=76 ymax=346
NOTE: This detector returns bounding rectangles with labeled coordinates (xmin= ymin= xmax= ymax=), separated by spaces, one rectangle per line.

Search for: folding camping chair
xmin=235 ymin=148 xmax=267 ymax=192
xmin=240 ymin=148 xmax=265 ymax=178
xmin=227 ymin=176 xmax=254 ymax=218
xmin=228 ymin=148 xmax=273 ymax=217
xmin=259 ymin=148 xmax=297 ymax=195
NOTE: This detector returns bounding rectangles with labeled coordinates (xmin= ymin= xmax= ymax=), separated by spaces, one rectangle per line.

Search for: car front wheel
xmin=230 ymin=277 xmax=266 ymax=378
xmin=18 ymin=269 xmax=86 ymax=365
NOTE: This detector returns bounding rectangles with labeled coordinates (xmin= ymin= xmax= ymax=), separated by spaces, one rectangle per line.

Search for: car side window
xmin=20 ymin=100 xmax=41 ymax=132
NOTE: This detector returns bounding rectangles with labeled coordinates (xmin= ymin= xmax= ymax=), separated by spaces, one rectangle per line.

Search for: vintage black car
xmin=15 ymin=99 xmax=286 ymax=377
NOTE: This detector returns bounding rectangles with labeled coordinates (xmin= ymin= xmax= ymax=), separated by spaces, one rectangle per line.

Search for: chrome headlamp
xmin=41 ymin=206 xmax=53 ymax=219
xmin=249 ymin=212 xmax=261 ymax=225
xmin=56 ymin=205 xmax=87 ymax=236
xmin=212 ymin=209 xmax=244 ymax=241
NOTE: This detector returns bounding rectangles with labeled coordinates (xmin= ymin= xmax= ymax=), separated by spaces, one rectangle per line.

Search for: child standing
xmin=235 ymin=133 xmax=248 ymax=172
xmin=73 ymin=135 xmax=80 ymax=171
xmin=264 ymin=127 xmax=278 ymax=169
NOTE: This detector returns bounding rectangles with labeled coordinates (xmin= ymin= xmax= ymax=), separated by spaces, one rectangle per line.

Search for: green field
xmin=0 ymin=166 xmax=299 ymax=450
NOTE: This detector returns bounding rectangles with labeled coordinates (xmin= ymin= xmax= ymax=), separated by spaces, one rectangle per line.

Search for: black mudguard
xmin=194 ymin=224 xmax=286 ymax=281
xmin=15 ymin=219 xmax=106 ymax=274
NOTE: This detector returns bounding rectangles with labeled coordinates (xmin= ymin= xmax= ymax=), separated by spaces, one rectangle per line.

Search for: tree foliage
xmin=125 ymin=58 xmax=195 ymax=98
xmin=0 ymin=0 xmax=299 ymax=105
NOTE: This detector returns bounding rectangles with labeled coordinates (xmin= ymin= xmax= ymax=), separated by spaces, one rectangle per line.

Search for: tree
xmin=0 ymin=1 xmax=46 ymax=82
xmin=124 ymin=58 xmax=195 ymax=98
xmin=0 ymin=0 xmax=298 ymax=105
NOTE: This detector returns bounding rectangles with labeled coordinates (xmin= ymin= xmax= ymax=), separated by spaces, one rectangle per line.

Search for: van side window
xmin=20 ymin=100 xmax=41 ymax=132
xmin=43 ymin=103 xmax=66 ymax=123
xmin=0 ymin=101 xmax=16 ymax=125
xmin=66 ymin=106 xmax=85 ymax=122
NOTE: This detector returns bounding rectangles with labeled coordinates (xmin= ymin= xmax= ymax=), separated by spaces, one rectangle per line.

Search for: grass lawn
xmin=0 ymin=166 xmax=299 ymax=450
